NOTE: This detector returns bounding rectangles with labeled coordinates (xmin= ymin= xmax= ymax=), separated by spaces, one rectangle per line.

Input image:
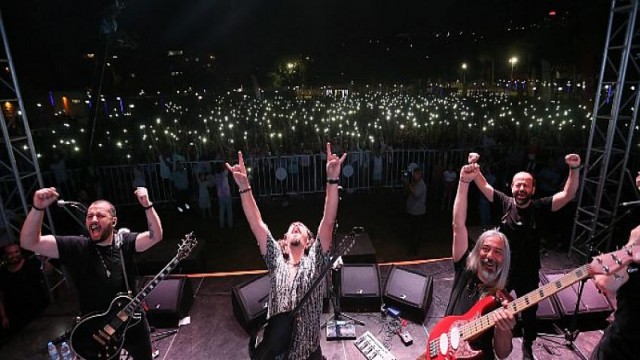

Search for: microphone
xmin=114 ymin=228 xmax=130 ymax=249
xmin=621 ymin=200 xmax=640 ymax=207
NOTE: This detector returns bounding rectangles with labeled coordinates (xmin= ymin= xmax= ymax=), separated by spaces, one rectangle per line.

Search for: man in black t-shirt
xmin=20 ymin=186 xmax=163 ymax=360
xmin=0 ymin=243 xmax=49 ymax=338
xmin=444 ymin=163 xmax=515 ymax=360
xmin=469 ymin=152 xmax=581 ymax=359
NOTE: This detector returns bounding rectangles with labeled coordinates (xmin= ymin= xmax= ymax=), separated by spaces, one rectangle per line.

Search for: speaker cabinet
xmin=339 ymin=264 xmax=381 ymax=312
xmin=536 ymin=273 xmax=561 ymax=321
xmin=383 ymin=266 xmax=433 ymax=323
xmin=541 ymin=272 xmax=613 ymax=321
xmin=232 ymin=274 xmax=270 ymax=334
xmin=144 ymin=277 xmax=194 ymax=328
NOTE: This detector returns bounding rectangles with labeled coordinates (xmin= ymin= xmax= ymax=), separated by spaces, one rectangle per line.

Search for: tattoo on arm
xmin=147 ymin=220 xmax=155 ymax=241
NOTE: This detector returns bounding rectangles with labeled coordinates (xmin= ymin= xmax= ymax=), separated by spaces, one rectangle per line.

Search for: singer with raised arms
xmin=20 ymin=187 xmax=163 ymax=360
xmin=226 ymin=143 xmax=346 ymax=360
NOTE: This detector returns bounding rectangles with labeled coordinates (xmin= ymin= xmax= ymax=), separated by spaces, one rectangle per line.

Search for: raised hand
xmin=468 ymin=152 xmax=480 ymax=164
xmin=565 ymin=153 xmax=581 ymax=168
xmin=225 ymin=151 xmax=250 ymax=189
xmin=134 ymin=187 xmax=152 ymax=207
xmin=33 ymin=187 xmax=59 ymax=209
xmin=326 ymin=143 xmax=347 ymax=179
xmin=459 ymin=164 xmax=478 ymax=183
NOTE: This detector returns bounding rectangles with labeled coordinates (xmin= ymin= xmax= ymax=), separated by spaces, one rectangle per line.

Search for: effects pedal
xmin=354 ymin=331 xmax=396 ymax=360
xmin=399 ymin=330 xmax=413 ymax=346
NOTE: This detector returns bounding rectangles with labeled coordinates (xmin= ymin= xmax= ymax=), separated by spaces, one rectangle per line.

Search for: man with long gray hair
xmin=445 ymin=163 xmax=515 ymax=360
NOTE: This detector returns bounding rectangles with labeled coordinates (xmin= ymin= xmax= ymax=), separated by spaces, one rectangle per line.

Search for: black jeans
xmin=122 ymin=316 xmax=152 ymax=360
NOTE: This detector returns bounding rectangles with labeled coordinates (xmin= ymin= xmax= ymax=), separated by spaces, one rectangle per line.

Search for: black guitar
xmin=70 ymin=232 xmax=197 ymax=359
xmin=249 ymin=227 xmax=363 ymax=360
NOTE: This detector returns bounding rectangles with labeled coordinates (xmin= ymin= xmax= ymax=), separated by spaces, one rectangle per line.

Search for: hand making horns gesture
xmin=225 ymin=151 xmax=250 ymax=190
xmin=325 ymin=143 xmax=347 ymax=179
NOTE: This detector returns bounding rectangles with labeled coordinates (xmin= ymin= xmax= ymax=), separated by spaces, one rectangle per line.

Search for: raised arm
xmin=317 ymin=143 xmax=347 ymax=253
xmin=452 ymin=164 xmax=478 ymax=262
xmin=468 ymin=153 xmax=494 ymax=202
xmin=551 ymin=154 xmax=581 ymax=211
xmin=226 ymin=151 xmax=270 ymax=255
xmin=20 ymin=188 xmax=60 ymax=258
xmin=133 ymin=187 xmax=163 ymax=252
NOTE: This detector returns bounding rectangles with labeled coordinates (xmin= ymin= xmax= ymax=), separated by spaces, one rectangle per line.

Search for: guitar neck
xmin=460 ymin=264 xmax=590 ymax=340
xmin=122 ymin=256 xmax=182 ymax=316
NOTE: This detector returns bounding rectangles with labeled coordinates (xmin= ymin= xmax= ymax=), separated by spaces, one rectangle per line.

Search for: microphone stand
xmin=321 ymin=221 xmax=364 ymax=340
xmin=547 ymin=209 xmax=631 ymax=359
xmin=58 ymin=203 xmax=88 ymax=230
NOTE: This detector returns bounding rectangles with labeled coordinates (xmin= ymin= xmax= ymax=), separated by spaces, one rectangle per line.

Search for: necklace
xmin=94 ymin=245 xmax=112 ymax=278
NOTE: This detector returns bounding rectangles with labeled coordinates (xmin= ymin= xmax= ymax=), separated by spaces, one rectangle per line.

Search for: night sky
xmin=0 ymin=0 xmax=608 ymax=93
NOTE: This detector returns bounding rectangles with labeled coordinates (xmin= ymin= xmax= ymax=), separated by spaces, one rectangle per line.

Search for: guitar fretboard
xmin=459 ymin=264 xmax=590 ymax=340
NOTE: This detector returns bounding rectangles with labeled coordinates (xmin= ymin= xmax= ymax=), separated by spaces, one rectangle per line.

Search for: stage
xmin=0 ymin=249 xmax=611 ymax=360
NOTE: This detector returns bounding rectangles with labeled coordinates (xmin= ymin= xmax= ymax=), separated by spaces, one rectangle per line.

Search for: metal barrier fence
xmin=29 ymin=149 xmax=471 ymax=207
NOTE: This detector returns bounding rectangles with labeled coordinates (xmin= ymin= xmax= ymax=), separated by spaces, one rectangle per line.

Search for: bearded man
xmin=20 ymin=187 xmax=163 ymax=360
xmin=469 ymin=152 xmax=581 ymax=359
xmin=446 ymin=163 xmax=515 ymax=360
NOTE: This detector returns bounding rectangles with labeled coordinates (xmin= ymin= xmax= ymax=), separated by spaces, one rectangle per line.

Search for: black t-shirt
xmin=445 ymin=251 xmax=497 ymax=360
xmin=591 ymin=264 xmax=640 ymax=360
xmin=493 ymin=190 xmax=552 ymax=281
xmin=55 ymin=233 xmax=139 ymax=315
xmin=0 ymin=257 xmax=49 ymax=330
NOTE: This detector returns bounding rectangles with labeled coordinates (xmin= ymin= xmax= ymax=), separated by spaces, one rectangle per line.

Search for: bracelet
xmin=239 ymin=187 xmax=252 ymax=194
xmin=570 ymin=165 xmax=582 ymax=170
xmin=459 ymin=179 xmax=471 ymax=183
xmin=143 ymin=203 xmax=154 ymax=210
xmin=327 ymin=178 xmax=340 ymax=185
xmin=32 ymin=205 xmax=45 ymax=211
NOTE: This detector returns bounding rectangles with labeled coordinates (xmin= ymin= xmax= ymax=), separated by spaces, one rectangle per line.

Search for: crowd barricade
xmin=28 ymin=149 xmax=470 ymax=207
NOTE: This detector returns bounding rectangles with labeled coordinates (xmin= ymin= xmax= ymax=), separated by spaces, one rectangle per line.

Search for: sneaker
xmin=522 ymin=342 xmax=534 ymax=360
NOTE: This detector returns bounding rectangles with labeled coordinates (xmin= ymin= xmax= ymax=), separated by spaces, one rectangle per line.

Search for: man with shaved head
xmin=469 ymin=152 xmax=581 ymax=359
xmin=20 ymin=187 xmax=163 ymax=360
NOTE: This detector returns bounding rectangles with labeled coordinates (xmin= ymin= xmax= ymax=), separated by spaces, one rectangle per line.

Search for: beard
xmin=478 ymin=259 xmax=500 ymax=285
xmin=90 ymin=225 xmax=113 ymax=243
xmin=513 ymin=190 xmax=532 ymax=206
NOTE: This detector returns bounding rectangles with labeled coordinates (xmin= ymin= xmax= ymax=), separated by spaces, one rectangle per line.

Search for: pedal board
xmin=354 ymin=331 xmax=396 ymax=360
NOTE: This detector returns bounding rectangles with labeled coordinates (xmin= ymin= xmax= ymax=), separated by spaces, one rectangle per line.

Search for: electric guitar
xmin=70 ymin=232 xmax=197 ymax=360
xmin=249 ymin=227 xmax=363 ymax=360
xmin=425 ymin=244 xmax=640 ymax=360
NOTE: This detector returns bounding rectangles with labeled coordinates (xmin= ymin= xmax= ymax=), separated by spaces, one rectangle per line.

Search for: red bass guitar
xmin=425 ymin=244 xmax=640 ymax=360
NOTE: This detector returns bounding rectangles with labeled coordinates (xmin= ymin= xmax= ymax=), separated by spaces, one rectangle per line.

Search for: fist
xmin=33 ymin=188 xmax=59 ymax=209
xmin=134 ymin=187 xmax=151 ymax=207
xmin=468 ymin=153 xmax=480 ymax=164
xmin=565 ymin=154 xmax=581 ymax=168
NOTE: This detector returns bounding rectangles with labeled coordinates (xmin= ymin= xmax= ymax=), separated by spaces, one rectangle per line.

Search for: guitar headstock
xmin=177 ymin=232 xmax=197 ymax=260
xmin=333 ymin=226 xmax=363 ymax=258
xmin=589 ymin=243 xmax=640 ymax=276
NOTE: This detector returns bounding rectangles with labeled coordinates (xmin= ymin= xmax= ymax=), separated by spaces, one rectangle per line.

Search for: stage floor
xmin=0 ymin=252 xmax=608 ymax=360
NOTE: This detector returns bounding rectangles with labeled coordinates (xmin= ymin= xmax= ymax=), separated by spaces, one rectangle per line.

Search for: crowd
xmin=39 ymin=89 xmax=590 ymax=168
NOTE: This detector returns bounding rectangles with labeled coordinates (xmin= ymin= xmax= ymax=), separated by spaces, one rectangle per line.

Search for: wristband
xmin=459 ymin=179 xmax=471 ymax=183
xmin=570 ymin=165 xmax=581 ymax=170
xmin=239 ymin=187 xmax=252 ymax=194
xmin=327 ymin=178 xmax=340 ymax=185
xmin=32 ymin=205 xmax=45 ymax=211
xmin=143 ymin=203 xmax=154 ymax=210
